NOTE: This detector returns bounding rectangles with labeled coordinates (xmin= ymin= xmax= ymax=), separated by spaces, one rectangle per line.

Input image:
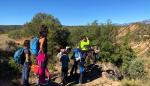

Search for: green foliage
xmin=8 ymin=13 xmax=62 ymax=38
xmin=8 ymin=12 xmax=66 ymax=58
xmin=47 ymin=28 xmax=70 ymax=58
xmin=49 ymin=28 xmax=70 ymax=47
xmin=0 ymin=58 xmax=21 ymax=78
xmin=8 ymin=58 xmax=22 ymax=74
xmin=50 ymin=19 xmax=137 ymax=79
xmin=127 ymin=59 xmax=145 ymax=79
xmin=7 ymin=13 xmax=142 ymax=80
xmin=99 ymin=51 xmax=110 ymax=62
xmin=68 ymin=26 xmax=85 ymax=46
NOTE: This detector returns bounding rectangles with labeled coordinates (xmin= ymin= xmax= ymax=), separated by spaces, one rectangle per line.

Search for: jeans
xmin=22 ymin=62 xmax=30 ymax=85
xmin=70 ymin=60 xmax=78 ymax=75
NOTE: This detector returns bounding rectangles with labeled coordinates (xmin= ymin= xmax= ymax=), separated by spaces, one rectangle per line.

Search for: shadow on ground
xmin=67 ymin=64 xmax=102 ymax=86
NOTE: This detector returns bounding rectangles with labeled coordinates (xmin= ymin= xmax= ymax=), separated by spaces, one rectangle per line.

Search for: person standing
xmin=79 ymin=36 xmax=90 ymax=59
xmin=60 ymin=50 xmax=70 ymax=86
xmin=22 ymin=40 xmax=31 ymax=86
xmin=37 ymin=25 xmax=50 ymax=85
xmin=70 ymin=48 xmax=81 ymax=76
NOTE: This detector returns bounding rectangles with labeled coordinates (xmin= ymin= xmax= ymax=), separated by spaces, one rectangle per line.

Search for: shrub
xmin=0 ymin=58 xmax=21 ymax=78
xmin=99 ymin=51 xmax=110 ymax=62
xmin=8 ymin=58 xmax=22 ymax=74
xmin=126 ymin=59 xmax=145 ymax=79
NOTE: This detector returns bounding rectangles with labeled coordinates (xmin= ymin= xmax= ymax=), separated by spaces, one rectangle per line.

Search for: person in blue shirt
xmin=70 ymin=48 xmax=81 ymax=76
xmin=79 ymin=57 xmax=86 ymax=84
xmin=60 ymin=50 xmax=70 ymax=86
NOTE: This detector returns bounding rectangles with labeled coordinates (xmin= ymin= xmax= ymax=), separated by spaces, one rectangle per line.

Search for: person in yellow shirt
xmin=79 ymin=36 xmax=90 ymax=58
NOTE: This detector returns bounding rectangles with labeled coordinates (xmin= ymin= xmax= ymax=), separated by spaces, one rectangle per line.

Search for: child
xmin=57 ymin=48 xmax=65 ymax=59
xmin=79 ymin=58 xmax=86 ymax=84
xmin=22 ymin=40 xmax=31 ymax=86
xmin=60 ymin=50 xmax=70 ymax=86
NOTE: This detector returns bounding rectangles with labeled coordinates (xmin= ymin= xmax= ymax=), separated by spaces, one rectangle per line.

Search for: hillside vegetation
xmin=0 ymin=25 xmax=22 ymax=34
xmin=0 ymin=13 xmax=150 ymax=86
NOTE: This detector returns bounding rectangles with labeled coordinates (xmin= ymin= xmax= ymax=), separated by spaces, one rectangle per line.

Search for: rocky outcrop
xmin=101 ymin=62 xmax=123 ymax=80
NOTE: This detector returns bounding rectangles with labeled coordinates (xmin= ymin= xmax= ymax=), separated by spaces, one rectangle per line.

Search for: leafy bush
xmin=8 ymin=58 xmax=22 ymax=74
xmin=0 ymin=58 xmax=21 ymax=78
xmin=49 ymin=28 xmax=70 ymax=47
xmin=127 ymin=59 xmax=145 ymax=79
xmin=8 ymin=13 xmax=62 ymax=39
xmin=99 ymin=51 xmax=110 ymax=62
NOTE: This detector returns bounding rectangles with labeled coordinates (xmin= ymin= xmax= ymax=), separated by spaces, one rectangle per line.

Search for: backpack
xmin=73 ymin=48 xmax=82 ymax=61
xmin=30 ymin=37 xmax=39 ymax=56
xmin=13 ymin=48 xmax=25 ymax=65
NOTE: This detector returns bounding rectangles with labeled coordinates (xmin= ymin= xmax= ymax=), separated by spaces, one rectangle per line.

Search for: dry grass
xmin=81 ymin=77 xmax=120 ymax=86
xmin=0 ymin=34 xmax=14 ymax=49
xmin=121 ymin=79 xmax=142 ymax=86
xmin=121 ymin=78 xmax=150 ymax=86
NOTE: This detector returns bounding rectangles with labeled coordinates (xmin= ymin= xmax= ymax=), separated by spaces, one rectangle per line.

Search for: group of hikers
xmin=13 ymin=25 xmax=100 ymax=86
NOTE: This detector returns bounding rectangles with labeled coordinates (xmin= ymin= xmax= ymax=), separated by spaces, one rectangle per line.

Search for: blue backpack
xmin=14 ymin=48 xmax=25 ymax=65
xmin=73 ymin=48 xmax=82 ymax=61
xmin=30 ymin=37 xmax=39 ymax=56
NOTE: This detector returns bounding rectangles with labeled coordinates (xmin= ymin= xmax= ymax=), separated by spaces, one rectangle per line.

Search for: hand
xmin=86 ymin=36 xmax=88 ymax=40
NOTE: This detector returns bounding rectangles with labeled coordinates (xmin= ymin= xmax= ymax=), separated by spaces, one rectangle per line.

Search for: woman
xmin=37 ymin=25 xmax=50 ymax=85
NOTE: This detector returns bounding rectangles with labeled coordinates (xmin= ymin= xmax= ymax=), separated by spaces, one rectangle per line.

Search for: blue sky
xmin=0 ymin=0 xmax=150 ymax=25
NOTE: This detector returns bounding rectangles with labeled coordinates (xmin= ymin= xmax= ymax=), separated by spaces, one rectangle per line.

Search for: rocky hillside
xmin=118 ymin=24 xmax=150 ymax=58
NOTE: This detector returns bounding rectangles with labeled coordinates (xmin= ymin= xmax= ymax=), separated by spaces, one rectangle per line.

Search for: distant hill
xmin=0 ymin=25 xmax=22 ymax=33
xmin=126 ymin=19 xmax=150 ymax=25
xmin=138 ymin=19 xmax=150 ymax=24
